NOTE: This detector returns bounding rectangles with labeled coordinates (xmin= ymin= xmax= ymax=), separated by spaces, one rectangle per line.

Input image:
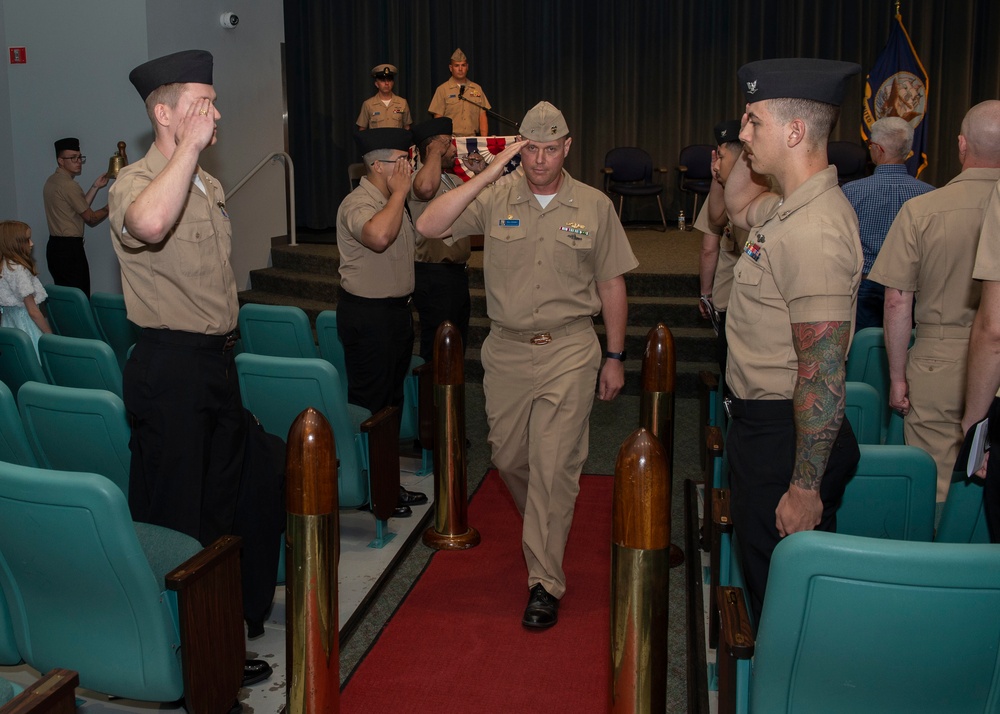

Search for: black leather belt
xmin=142 ymin=328 xmax=239 ymax=351
xmin=724 ymin=397 xmax=793 ymax=420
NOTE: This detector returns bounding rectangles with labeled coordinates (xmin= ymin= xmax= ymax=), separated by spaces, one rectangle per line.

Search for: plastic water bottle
xmin=678 ymin=210 xmax=686 ymax=232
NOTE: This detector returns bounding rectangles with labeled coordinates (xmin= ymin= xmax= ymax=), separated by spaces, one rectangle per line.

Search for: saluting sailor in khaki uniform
xmin=416 ymin=101 xmax=637 ymax=630
xmin=356 ymin=63 xmax=412 ymax=130
xmin=722 ymin=59 xmax=864 ymax=623
xmin=428 ymin=48 xmax=490 ymax=137
xmin=870 ymin=100 xmax=1000 ymax=507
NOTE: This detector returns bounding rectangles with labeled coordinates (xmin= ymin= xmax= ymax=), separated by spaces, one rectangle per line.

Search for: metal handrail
xmin=226 ymin=151 xmax=297 ymax=246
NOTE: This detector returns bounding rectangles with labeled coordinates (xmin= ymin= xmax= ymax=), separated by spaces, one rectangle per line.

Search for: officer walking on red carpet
xmin=416 ymin=101 xmax=638 ymax=629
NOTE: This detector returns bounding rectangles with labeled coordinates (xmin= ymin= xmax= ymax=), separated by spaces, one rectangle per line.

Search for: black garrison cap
xmin=412 ymin=117 xmax=453 ymax=145
xmin=738 ymin=58 xmax=861 ymax=106
xmin=54 ymin=137 xmax=80 ymax=156
xmin=129 ymin=49 xmax=214 ymax=101
xmin=355 ymin=128 xmax=413 ymax=155
xmin=714 ymin=120 xmax=742 ymax=145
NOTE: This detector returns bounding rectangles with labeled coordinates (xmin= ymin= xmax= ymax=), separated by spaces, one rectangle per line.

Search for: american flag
xmin=450 ymin=136 xmax=522 ymax=182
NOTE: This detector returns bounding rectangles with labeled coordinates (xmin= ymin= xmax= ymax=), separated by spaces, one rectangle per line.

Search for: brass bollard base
xmin=669 ymin=543 xmax=685 ymax=568
xmin=423 ymin=526 xmax=481 ymax=550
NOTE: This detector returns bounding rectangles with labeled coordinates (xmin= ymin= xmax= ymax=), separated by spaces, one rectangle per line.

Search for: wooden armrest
xmin=413 ymin=363 xmax=435 ymax=449
xmin=601 ymin=167 xmax=613 ymax=174
xmin=677 ymin=164 xmax=689 ymax=173
xmin=717 ymin=585 xmax=755 ymax=714
xmin=362 ymin=405 xmax=401 ymax=522
xmin=655 ymin=166 xmax=669 ymax=174
xmin=712 ymin=488 xmax=732 ymax=532
xmin=706 ymin=425 xmax=724 ymax=458
xmin=2 ymin=669 xmax=79 ymax=714
xmin=165 ymin=535 xmax=244 ymax=714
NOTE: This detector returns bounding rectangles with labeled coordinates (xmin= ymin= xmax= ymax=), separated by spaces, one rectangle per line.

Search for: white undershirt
xmin=534 ymin=193 xmax=555 ymax=209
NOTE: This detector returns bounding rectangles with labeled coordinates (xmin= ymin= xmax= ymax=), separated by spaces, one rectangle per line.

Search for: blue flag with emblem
xmin=861 ymin=10 xmax=928 ymax=177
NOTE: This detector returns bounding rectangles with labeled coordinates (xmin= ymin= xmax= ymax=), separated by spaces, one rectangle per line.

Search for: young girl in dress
xmin=0 ymin=220 xmax=52 ymax=355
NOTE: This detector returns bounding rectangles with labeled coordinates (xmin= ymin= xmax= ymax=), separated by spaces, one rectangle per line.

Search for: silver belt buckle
xmin=723 ymin=397 xmax=733 ymax=419
xmin=529 ymin=332 xmax=552 ymax=346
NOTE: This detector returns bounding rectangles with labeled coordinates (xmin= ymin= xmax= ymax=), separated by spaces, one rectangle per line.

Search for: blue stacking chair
xmin=36 ymin=333 xmax=123 ymax=397
xmin=91 ymin=292 xmax=142 ymax=370
xmin=238 ymin=303 xmax=317 ymax=358
xmin=717 ymin=531 xmax=1000 ymax=714
xmin=0 ymin=461 xmax=244 ymax=709
xmin=42 ymin=284 xmax=102 ymax=340
xmin=17 ymin=382 xmax=131 ymax=495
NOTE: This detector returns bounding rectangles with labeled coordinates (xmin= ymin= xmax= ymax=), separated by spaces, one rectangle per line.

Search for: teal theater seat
xmin=90 ymin=292 xmax=142 ymax=371
xmin=17 ymin=382 xmax=131 ymax=494
xmin=236 ymin=353 xmax=402 ymax=547
xmin=0 ymin=327 xmax=46 ymax=399
xmin=718 ymin=531 xmax=1000 ymax=713
xmin=836 ymin=444 xmax=936 ymax=542
xmin=238 ymin=303 xmax=318 ymax=358
xmin=936 ymin=476 xmax=991 ymax=543
xmin=36 ymin=333 xmax=123 ymax=397
xmin=0 ymin=461 xmax=244 ymax=709
xmin=42 ymin=284 xmax=102 ymax=340
xmin=0 ymin=380 xmax=36 ymax=467
xmin=844 ymin=381 xmax=883 ymax=445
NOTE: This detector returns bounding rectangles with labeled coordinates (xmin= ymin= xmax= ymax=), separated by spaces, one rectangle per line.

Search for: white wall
xmin=0 ymin=0 xmax=286 ymax=293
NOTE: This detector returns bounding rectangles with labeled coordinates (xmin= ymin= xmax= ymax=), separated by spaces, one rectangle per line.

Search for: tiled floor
xmin=0 ymin=462 xmax=436 ymax=714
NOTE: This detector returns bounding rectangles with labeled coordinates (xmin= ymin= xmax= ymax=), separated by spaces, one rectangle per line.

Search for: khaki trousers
xmin=905 ymin=337 xmax=968 ymax=502
xmin=481 ymin=326 xmax=600 ymax=599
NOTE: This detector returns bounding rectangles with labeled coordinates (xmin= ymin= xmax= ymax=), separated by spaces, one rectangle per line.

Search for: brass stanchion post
xmin=286 ymin=407 xmax=339 ymax=714
xmin=423 ymin=320 xmax=480 ymax=549
xmin=610 ymin=427 xmax=670 ymax=713
xmin=640 ymin=322 xmax=684 ymax=567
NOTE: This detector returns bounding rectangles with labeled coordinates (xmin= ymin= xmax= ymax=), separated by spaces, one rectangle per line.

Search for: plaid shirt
xmin=842 ymin=164 xmax=935 ymax=274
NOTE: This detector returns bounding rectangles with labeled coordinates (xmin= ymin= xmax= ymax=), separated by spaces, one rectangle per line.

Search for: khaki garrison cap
xmin=450 ymin=48 xmax=467 ymax=63
xmin=519 ymin=101 xmax=569 ymax=141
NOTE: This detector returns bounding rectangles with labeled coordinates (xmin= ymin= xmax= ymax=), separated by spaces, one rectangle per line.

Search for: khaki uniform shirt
xmin=727 ymin=166 xmax=863 ymax=400
xmin=356 ymin=94 xmax=412 ymax=129
xmin=428 ymin=80 xmax=490 ymax=136
xmin=337 ymin=177 xmax=415 ymax=298
xmin=409 ymin=172 xmax=471 ymax=264
xmin=42 ymin=168 xmax=88 ymax=236
xmin=869 ymin=168 xmax=1000 ymax=336
xmin=449 ymin=170 xmax=638 ymax=332
xmin=693 ymin=199 xmax=746 ymax=312
xmin=108 ymin=144 xmax=239 ymax=335
xmin=973 ymin=180 xmax=1000 ymax=398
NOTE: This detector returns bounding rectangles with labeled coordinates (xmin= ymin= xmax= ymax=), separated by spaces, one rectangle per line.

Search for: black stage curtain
xmin=285 ymin=0 xmax=1000 ymax=229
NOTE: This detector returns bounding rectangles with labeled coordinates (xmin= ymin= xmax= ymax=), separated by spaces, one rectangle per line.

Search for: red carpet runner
xmin=340 ymin=470 xmax=614 ymax=712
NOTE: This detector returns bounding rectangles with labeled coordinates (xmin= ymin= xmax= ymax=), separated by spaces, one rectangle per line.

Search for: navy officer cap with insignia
xmin=355 ymin=128 xmax=412 ymax=155
xmin=371 ymin=63 xmax=397 ymax=80
xmin=738 ymin=58 xmax=861 ymax=106
xmin=714 ymin=120 xmax=742 ymax=145
xmin=129 ymin=49 xmax=214 ymax=101
xmin=412 ymin=117 xmax=452 ymax=145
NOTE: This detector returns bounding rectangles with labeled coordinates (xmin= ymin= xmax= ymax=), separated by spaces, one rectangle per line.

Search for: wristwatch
xmin=604 ymin=350 xmax=627 ymax=361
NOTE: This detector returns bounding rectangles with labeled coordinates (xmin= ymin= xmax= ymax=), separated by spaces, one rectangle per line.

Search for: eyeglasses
xmin=60 ymin=155 xmax=86 ymax=163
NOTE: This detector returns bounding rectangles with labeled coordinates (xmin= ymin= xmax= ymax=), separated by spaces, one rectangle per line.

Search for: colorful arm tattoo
xmin=790 ymin=320 xmax=850 ymax=492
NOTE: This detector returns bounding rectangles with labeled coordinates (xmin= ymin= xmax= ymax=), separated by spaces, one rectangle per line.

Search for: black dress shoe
xmin=358 ymin=501 xmax=412 ymax=518
xmin=398 ymin=486 xmax=428 ymax=507
xmin=522 ymin=583 xmax=558 ymax=629
xmin=243 ymin=659 xmax=272 ymax=687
